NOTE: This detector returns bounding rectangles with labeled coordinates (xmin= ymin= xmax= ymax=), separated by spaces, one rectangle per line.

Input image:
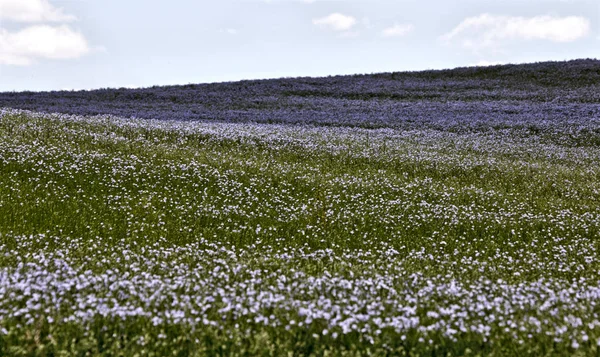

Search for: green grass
xmin=1 ymin=111 xmax=600 ymax=356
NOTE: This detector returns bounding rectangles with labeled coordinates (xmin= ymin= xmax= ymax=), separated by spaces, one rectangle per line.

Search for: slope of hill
xmin=2 ymin=59 xmax=600 ymax=356
xmin=1 ymin=59 xmax=599 ymax=131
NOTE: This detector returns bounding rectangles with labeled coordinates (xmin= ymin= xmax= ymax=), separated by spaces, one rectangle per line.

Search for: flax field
xmin=1 ymin=60 xmax=600 ymax=356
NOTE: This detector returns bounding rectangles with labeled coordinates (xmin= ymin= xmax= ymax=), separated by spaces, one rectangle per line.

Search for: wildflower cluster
xmin=1 ymin=59 xmax=600 ymax=355
xmin=0 ymin=103 xmax=600 ymax=355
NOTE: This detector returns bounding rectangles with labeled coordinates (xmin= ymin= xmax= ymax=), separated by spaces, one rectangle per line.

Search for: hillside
xmin=1 ymin=59 xmax=599 ymax=131
xmin=2 ymin=59 xmax=600 ymax=355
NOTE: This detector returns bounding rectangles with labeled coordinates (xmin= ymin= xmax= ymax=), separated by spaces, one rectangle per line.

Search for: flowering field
xmin=1 ymin=60 xmax=600 ymax=355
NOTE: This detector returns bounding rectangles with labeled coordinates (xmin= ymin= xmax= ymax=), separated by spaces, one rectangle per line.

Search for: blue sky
xmin=0 ymin=0 xmax=598 ymax=91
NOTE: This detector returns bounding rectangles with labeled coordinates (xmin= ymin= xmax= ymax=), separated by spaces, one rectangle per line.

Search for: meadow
xmin=1 ymin=60 xmax=600 ymax=356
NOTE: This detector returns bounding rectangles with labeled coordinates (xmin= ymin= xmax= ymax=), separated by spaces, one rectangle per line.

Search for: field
xmin=1 ymin=60 xmax=600 ymax=356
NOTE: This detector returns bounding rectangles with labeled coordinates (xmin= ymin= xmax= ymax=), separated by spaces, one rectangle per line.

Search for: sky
xmin=0 ymin=0 xmax=598 ymax=91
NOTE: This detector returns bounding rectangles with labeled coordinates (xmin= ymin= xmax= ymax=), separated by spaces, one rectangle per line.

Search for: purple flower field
xmin=1 ymin=59 xmax=600 ymax=356
xmin=2 ymin=59 xmax=599 ymax=132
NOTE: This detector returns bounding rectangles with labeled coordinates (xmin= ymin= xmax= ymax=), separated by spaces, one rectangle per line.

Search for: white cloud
xmin=0 ymin=25 xmax=91 ymax=65
xmin=313 ymin=13 xmax=357 ymax=32
xmin=0 ymin=0 xmax=76 ymax=23
xmin=442 ymin=14 xmax=591 ymax=51
xmin=382 ymin=24 xmax=414 ymax=38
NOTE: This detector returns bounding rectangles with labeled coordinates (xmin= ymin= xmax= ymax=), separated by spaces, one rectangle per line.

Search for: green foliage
xmin=1 ymin=112 xmax=600 ymax=356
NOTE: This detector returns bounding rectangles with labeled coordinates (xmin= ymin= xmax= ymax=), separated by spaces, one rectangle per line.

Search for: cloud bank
xmin=0 ymin=0 xmax=95 ymax=65
xmin=0 ymin=0 xmax=76 ymax=23
xmin=442 ymin=14 xmax=591 ymax=51
xmin=0 ymin=25 xmax=91 ymax=65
